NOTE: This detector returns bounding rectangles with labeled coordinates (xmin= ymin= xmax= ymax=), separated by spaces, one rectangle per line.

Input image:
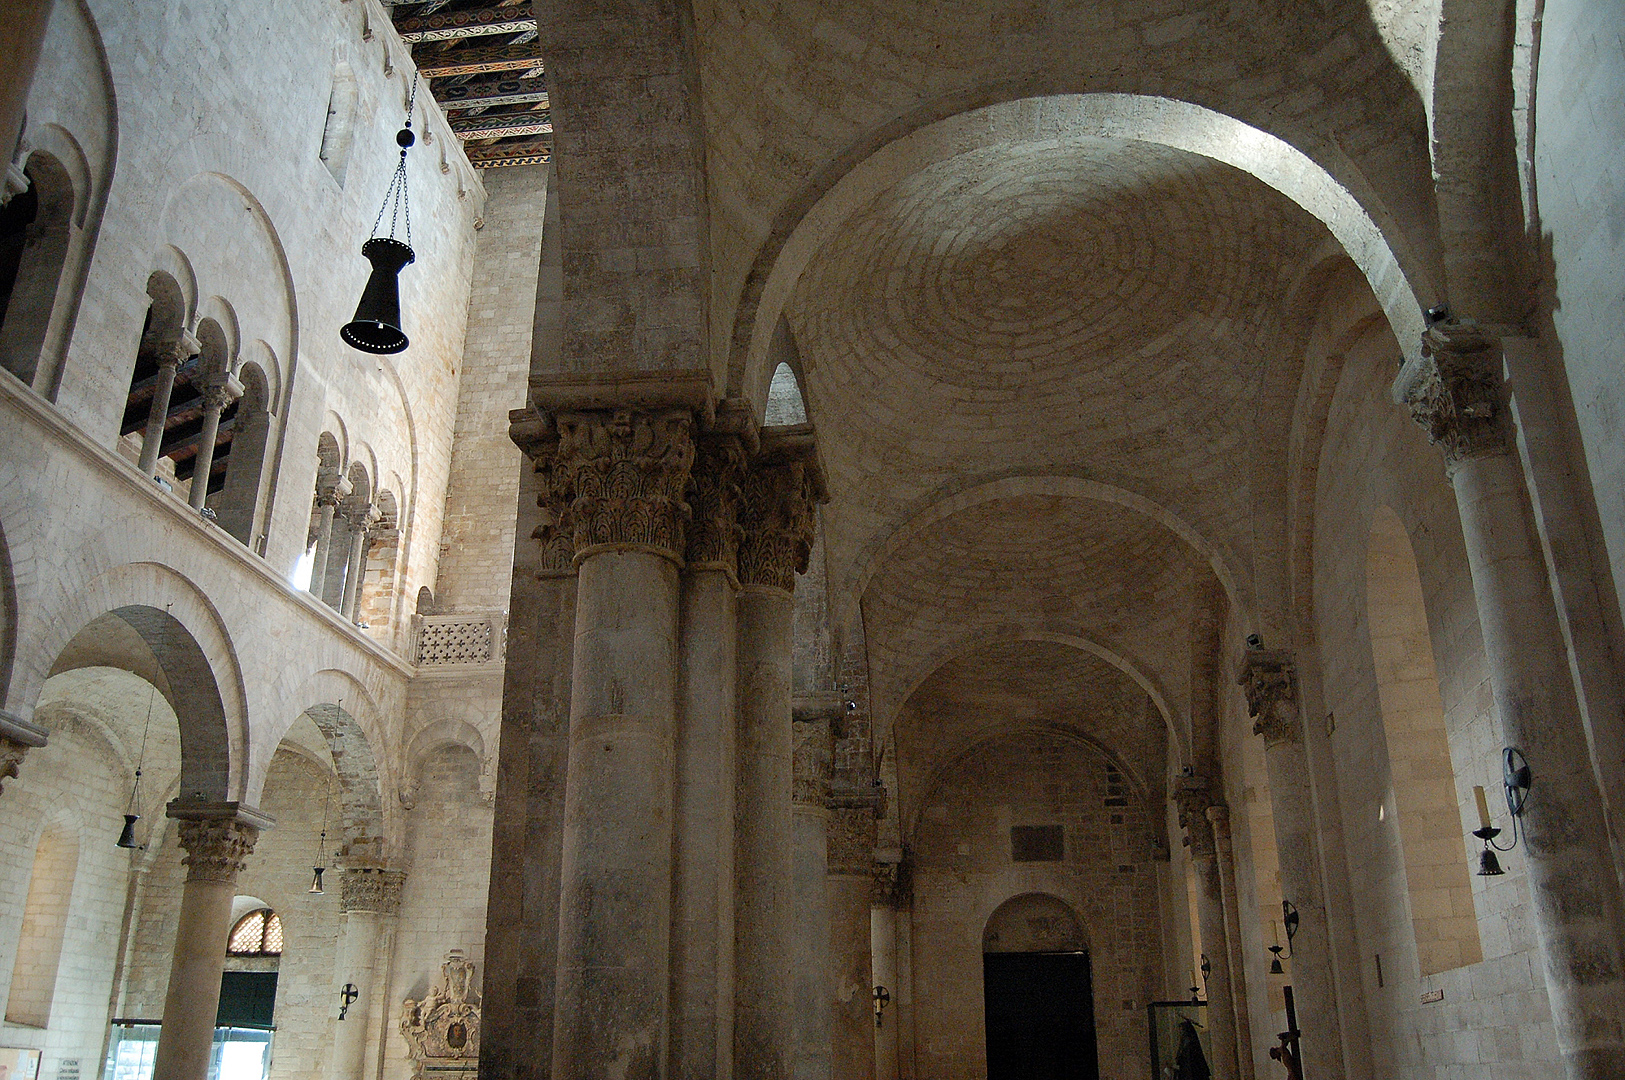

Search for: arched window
xmin=1366 ymin=505 xmax=1482 ymax=975
xmin=765 ymin=360 xmax=808 ymax=426
xmin=0 ymin=152 xmax=74 ymax=387
xmin=226 ymin=909 xmax=284 ymax=957
xmin=5 ymin=826 xmax=80 ymax=1027
xmin=120 ymin=272 xmax=197 ymax=478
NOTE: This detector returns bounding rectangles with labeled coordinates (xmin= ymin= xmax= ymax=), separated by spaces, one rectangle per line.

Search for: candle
xmin=1474 ymin=785 xmax=1492 ymax=830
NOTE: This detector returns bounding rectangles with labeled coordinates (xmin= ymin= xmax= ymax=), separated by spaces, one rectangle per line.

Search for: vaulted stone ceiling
xmin=895 ymin=640 xmax=1168 ymax=833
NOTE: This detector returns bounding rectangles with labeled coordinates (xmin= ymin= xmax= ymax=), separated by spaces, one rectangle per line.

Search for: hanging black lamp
xmin=342 ymin=76 xmax=419 ymax=355
xmin=118 ymin=675 xmax=159 ymax=849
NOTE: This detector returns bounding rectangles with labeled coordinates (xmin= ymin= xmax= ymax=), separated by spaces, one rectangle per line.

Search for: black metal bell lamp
xmin=341 ymin=75 xmax=420 ymax=355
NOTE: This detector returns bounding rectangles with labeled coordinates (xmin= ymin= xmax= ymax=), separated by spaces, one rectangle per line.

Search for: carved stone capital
xmin=792 ymin=716 xmax=833 ymax=808
xmin=1173 ymin=776 xmax=1216 ymax=858
xmin=509 ymin=408 xmax=574 ymax=576
xmin=553 ymin=407 xmax=697 ymax=564
xmin=871 ymin=850 xmax=911 ymax=906
xmin=145 ymin=328 xmax=201 ymax=370
xmin=175 ymin=817 xmax=259 ymax=884
xmin=1238 ymin=647 xmax=1302 ymax=747
xmin=1402 ymin=319 xmax=1508 ymax=470
xmin=341 ymin=499 xmax=379 ymax=532
xmin=685 ymin=419 xmax=751 ymax=578
xmin=738 ymin=437 xmax=825 ymax=592
xmin=0 ymin=711 xmax=47 ymax=796
xmin=315 ymin=469 xmax=352 ymax=509
xmin=200 ymin=372 xmax=244 ymax=411
xmin=340 ymin=867 xmax=407 ymax=916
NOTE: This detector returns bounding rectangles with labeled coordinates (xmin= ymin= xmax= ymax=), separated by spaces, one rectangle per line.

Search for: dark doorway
xmin=984 ymin=951 xmax=1098 ymax=1080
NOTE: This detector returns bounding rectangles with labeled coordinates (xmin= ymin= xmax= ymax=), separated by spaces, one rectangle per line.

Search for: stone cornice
xmin=340 ymin=867 xmax=408 ymax=915
xmin=1238 ymin=646 xmax=1302 ymax=747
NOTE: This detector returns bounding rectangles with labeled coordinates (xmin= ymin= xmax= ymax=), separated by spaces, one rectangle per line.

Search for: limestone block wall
xmin=15 ymin=0 xmax=484 ymax=657
xmin=431 ymin=164 xmax=548 ymax=615
xmin=382 ymin=744 xmax=494 ymax=1080
xmin=0 ymin=719 xmax=133 ymax=1080
xmin=1307 ymin=289 xmax=1560 ymax=1075
xmin=1536 ymin=0 xmax=1625 ymax=630
xmin=908 ymin=732 xmax=1162 ymax=1080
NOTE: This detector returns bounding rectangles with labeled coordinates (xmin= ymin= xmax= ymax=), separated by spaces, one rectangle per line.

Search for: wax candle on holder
xmin=1473 ymin=785 xmax=1492 ymax=830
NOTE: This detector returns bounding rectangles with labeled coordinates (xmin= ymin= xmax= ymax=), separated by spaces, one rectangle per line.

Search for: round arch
xmin=732 ymin=93 xmax=1435 ymax=414
xmin=983 ymin=892 xmax=1087 ymax=954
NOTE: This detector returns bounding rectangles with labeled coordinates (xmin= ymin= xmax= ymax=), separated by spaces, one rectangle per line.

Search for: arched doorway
xmin=982 ymin=893 xmax=1097 ymax=1080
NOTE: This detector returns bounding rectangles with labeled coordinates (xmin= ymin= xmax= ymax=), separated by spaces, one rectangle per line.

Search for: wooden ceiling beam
xmin=394 ymin=8 xmax=536 ymax=43
xmin=416 ymin=44 xmax=540 ymax=79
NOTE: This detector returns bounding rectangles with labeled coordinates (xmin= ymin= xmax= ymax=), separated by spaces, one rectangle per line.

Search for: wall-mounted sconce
xmin=1199 ymin=954 xmax=1211 ymax=996
xmin=338 ymin=983 xmax=360 ymax=1020
xmin=1269 ymin=900 xmax=1299 ymax=975
xmin=873 ymin=985 xmax=890 ymax=1028
xmin=1472 ymin=748 xmax=1531 ymax=876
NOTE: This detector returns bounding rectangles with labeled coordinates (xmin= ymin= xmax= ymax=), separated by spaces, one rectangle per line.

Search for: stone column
xmin=138 ymin=334 xmax=198 ymax=477
xmin=1207 ymin=805 xmax=1255 ymax=1080
xmin=1238 ymin=649 xmax=1345 ymax=1080
xmin=790 ymin=714 xmax=833 ymax=1080
xmin=1174 ymin=777 xmax=1239 ymax=1080
xmin=338 ymin=500 xmax=376 ymax=622
xmin=187 ymin=372 xmax=242 ymax=510
xmin=1398 ymin=319 xmax=1625 ymax=1077
xmin=152 ymin=802 xmax=270 ymax=1080
xmin=308 ymin=471 xmax=350 ymax=601
xmin=734 ymin=435 xmax=823 ymax=1080
xmin=329 ymin=868 xmax=405 ymax=1080
xmin=671 ymin=412 xmax=750 ymax=1080
xmin=870 ymin=873 xmax=901 ymax=1080
xmin=548 ymin=407 xmax=696 ymax=1079
xmin=0 ymin=709 xmax=47 ymax=795
xmin=828 ymin=790 xmax=881 ymax=1080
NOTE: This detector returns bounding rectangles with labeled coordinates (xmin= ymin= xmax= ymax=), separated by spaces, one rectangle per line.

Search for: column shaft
xmin=139 ymin=357 xmax=182 ymax=476
xmin=790 ymin=716 xmax=833 ymax=1080
xmin=829 ymin=872 xmax=876 ymax=1080
xmin=1451 ymin=450 xmax=1625 ymax=1073
xmin=672 ymin=567 xmax=739 ymax=1080
xmin=1208 ymin=808 xmax=1255 ymax=1080
xmin=1402 ymin=321 xmax=1625 ymax=1077
xmin=339 ymin=511 xmax=371 ymax=621
xmin=1240 ymin=652 xmax=1346 ymax=1080
xmin=152 ymin=810 xmax=262 ymax=1080
xmin=734 ymin=584 xmax=795 ymax=1080
xmin=309 ymin=500 xmax=338 ymax=594
xmin=329 ymin=869 xmax=404 ymax=1080
xmin=189 ymin=406 xmax=223 ymax=509
xmin=871 ymin=901 xmax=900 ymax=1080
xmin=1176 ymin=782 xmax=1239 ymax=1080
xmin=552 ymin=550 xmax=681 ymax=1077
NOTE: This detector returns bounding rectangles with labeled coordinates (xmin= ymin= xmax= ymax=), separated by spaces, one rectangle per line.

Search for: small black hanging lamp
xmin=118 ymin=670 xmax=159 ymax=849
xmin=342 ymin=75 xmax=420 ymax=355
xmin=310 ymin=775 xmax=332 ymax=895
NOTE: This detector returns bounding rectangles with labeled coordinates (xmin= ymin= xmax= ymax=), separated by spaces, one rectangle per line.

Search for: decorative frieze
xmin=738 ymin=438 xmax=825 ymax=592
xmin=176 ymin=817 xmax=259 ymax=884
xmin=1403 ymin=319 xmax=1508 ymax=470
xmin=553 ymin=408 xmax=697 ymax=564
xmin=1238 ymin=646 xmax=1302 ymax=748
xmin=340 ymin=867 xmax=407 ymax=916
